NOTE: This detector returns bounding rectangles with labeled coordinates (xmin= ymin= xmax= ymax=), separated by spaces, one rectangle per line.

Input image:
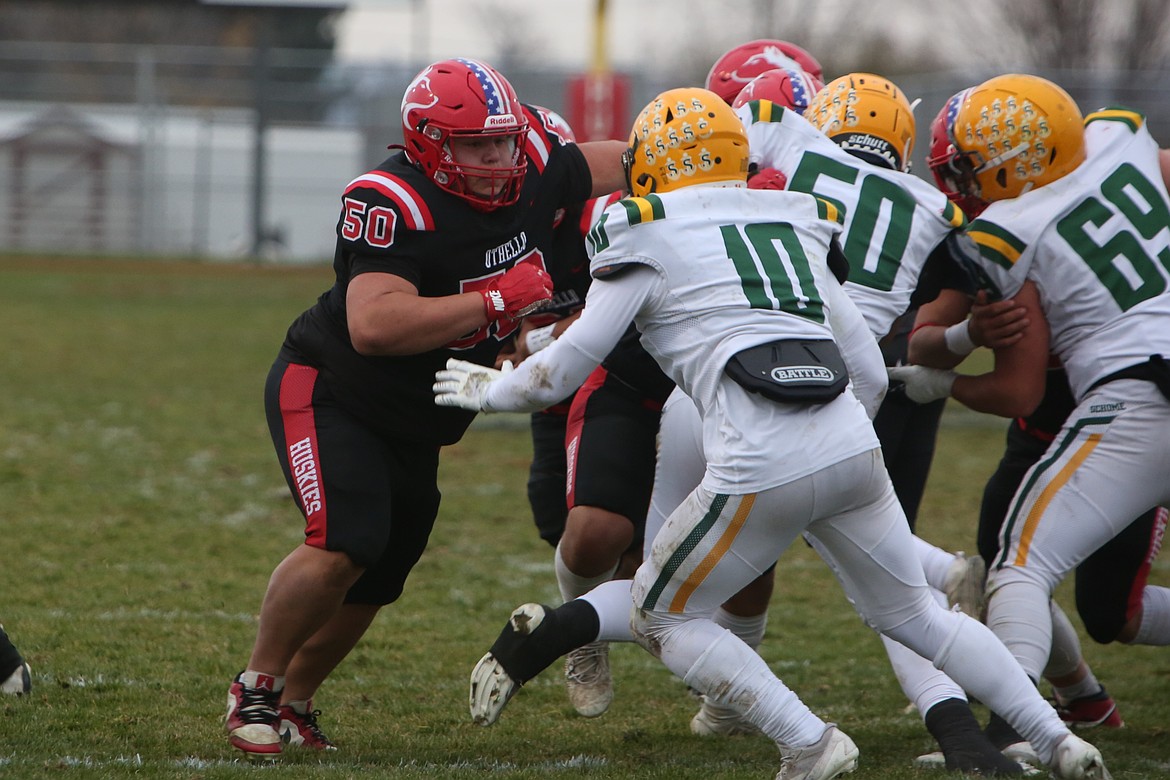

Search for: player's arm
xmin=1160 ymin=148 xmax=1170 ymax=190
xmin=950 ymin=282 xmax=1048 ymax=416
xmin=436 ymin=264 xmax=655 ymax=412
xmin=909 ymin=289 xmax=1030 ymax=370
xmin=347 ymin=262 xmax=552 ymax=356
xmin=897 ymin=281 xmax=1048 ymax=417
xmin=503 ymin=310 xmax=583 ymax=367
xmin=827 ymin=280 xmax=886 ymax=419
xmin=578 ymin=140 xmax=630 ymax=197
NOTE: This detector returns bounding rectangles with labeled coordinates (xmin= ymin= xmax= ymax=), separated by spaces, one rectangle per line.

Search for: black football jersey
xmin=280 ymin=106 xmax=593 ymax=445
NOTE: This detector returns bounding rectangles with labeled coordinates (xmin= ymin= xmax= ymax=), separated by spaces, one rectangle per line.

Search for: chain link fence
xmin=1 ymin=42 xmax=1165 ymax=262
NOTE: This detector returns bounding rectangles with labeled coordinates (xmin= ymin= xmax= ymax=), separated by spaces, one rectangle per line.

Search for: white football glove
xmin=887 ymin=365 xmax=957 ymax=404
xmin=433 ymin=358 xmax=512 ymax=412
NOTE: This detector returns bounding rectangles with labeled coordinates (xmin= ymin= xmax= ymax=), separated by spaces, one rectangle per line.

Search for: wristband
xmin=944 ymin=319 xmax=976 ymax=357
xmin=525 ymin=323 xmax=556 ymax=354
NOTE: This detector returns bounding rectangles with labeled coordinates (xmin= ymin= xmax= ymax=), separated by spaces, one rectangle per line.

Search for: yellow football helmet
xmin=804 ymin=73 xmax=916 ymax=172
xmin=623 ymin=87 xmax=749 ymax=197
xmin=949 ymin=74 xmax=1085 ymax=202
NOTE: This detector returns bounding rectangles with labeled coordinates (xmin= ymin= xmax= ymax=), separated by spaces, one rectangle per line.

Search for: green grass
xmin=1 ymin=256 xmax=1167 ymax=778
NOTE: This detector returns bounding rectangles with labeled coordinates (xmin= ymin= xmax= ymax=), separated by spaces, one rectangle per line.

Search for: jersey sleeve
xmin=586 ymin=195 xmax=669 ymax=278
xmin=965 ymin=215 xmax=1032 ymax=301
xmin=522 ymin=104 xmax=593 ymax=205
xmin=338 ymin=170 xmax=434 ymax=285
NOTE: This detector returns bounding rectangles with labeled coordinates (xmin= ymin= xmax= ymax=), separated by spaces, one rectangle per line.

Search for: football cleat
xmin=1002 ymin=741 xmax=1041 ymax=767
xmin=469 ymin=651 xmax=520 ymax=727
xmin=469 ymin=602 xmax=548 ymax=726
xmin=921 ymin=697 xmax=1026 ymax=775
xmin=564 ymin=641 xmax=613 ymax=718
xmin=690 ymin=695 xmax=757 ymax=737
xmin=279 ymin=701 xmax=337 ymax=751
xmin=776 ymin=724 xmax=859 ymax=780
xmin=1050 ymin=733 xmax=1112 ymax=780
xmin=225 ymin=671 xmax=283 ymax=760
xmin=0 ymin=661 xmax=31 ymax=696
xmin=943 ymin=552 xmax=986 ymax=619
xmin=914 ymin=750 xmax=1040 ymax=776
xmin=1055 ymin=687 xmax=1124 ymax=729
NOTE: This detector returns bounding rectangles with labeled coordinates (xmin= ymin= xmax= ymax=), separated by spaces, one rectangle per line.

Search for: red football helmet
xmin=926 ymin=89 xmax=989 ymax=218
xmin=531 ymin=105 xmax=576 ymax=145
xmin=731 ymin=67 xmax=824 ymax=115
xmin=399 ymin=58 xmax=529 ymax=210
xmin=705 ymin=39 xmax=824 ymax=105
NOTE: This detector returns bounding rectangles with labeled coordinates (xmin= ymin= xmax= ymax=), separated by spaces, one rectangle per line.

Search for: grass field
xmin=0 ymin=256 xmax=1166 ymax=779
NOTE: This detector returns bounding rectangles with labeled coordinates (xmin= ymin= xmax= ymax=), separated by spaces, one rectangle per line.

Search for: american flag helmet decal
xmin=455 ymin=58 xmax=517 ymax=125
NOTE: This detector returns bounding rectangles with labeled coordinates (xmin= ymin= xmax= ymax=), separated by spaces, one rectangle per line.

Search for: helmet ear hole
xmin=996 ymin=169 xmax=1007 ymax=187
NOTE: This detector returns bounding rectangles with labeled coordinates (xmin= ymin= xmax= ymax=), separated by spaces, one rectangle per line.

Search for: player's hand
xmin=969 ymin=291 xmax=1029 ymax=349
xmin=434 ymin=358 xmax=512 ymax=411
xmin=480 ymin=263 xmax=554 ymax=322
xmin=887 ymin=365 xmax=957 ymax=404
xmin=747 ymin=166 xmax=787 ymax=190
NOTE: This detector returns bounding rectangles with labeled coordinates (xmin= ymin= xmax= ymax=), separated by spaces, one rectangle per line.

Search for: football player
xmin=546 ymin=50 xmax=827 ymax=727
xmin=893 ymin=73 xmax=1170 ymax=730
xmin=657 ymin=72 xmax=1035 ymax=774
xmin=436 ymin=86 xmax=1109 ymax=780
xmin=910 ymin=89 xmax=1155 ymax=736
xmin=222 ymin=57 xmax=627 ymax=760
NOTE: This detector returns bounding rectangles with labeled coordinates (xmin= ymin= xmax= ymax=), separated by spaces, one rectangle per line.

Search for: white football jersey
xmin=585 ymin=185 xmax=879 ymax=492
xmin=735 ymin=101 xmax=968 ymax=338
xmin=965 ymin=109 xmax=1170 ymax=401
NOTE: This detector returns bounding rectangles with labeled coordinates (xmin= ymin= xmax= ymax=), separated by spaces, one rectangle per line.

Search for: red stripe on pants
xmin=279 ymin=364 xmax=327 ymax=548
xmin=563 ymin=366 xmax=609 ymax=511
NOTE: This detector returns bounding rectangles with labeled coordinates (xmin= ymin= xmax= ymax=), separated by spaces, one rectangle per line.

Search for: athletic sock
xmin=490 ymin=600 xmax=600 ymax=684
xmin=984 ymin=710 xmax=1028 ymax=751
xmin=925 ymin=698 xmax=1022 ymax=776
xmin=1133 ymin=585 xmax=1170 ymax=645
xmin=555 ymin=542 xmax=618 ymax=602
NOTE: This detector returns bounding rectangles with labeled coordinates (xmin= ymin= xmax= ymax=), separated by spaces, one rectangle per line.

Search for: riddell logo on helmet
xmin=484 ymin=115 xmax=518 ymax=129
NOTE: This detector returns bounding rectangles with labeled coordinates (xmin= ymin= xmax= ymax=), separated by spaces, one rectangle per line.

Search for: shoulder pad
xmin=814 ymin=197 xmax=844 ymax=225
xmin=967 ymin=218 xmax=1026 ymax=270
xmin=617 ymin=195 xmax=667 ymax=226
xmin=742 ymin=99 xmax=788 ymax=125
xmin=343 ymin=171 xmax=435 ymax=232
xmin=1084 ymin=107 xmax=1145 ymax=132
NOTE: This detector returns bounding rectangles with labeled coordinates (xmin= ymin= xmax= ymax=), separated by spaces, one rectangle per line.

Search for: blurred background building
xmin=1 ymin=0 xmax=1167 ymax=262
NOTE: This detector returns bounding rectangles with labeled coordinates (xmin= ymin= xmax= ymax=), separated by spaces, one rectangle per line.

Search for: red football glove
xmin=748 ymin=166 xmax=788 ymax=190
xmin=480 ymin=262 xmax=554 ymax=322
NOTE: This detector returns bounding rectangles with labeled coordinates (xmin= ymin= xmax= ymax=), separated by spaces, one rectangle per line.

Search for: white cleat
xmin=776 ymin=724 xmax=859 ymax=780
xmin=468 ymin=603 xmax=547 ymax=726
xmin=943 ymin=552 xmax=986 ymax=619
xmin=564 ymin=640 xmax=613 ymax=718
xmin=913 ymin=750 xmax=1043 ymax=776
xmin=469 ymin=652 xmax=519 ymax=727
xmin=1002 ymin=741 xmax=1041 ymax=766
xmin=0 ymin=662 xmax=31 ymax=696
xmin=690 ymin=696 xmax=757 ymax=737
xmin=1051 ymin=734 xmax=1111 ymax=780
